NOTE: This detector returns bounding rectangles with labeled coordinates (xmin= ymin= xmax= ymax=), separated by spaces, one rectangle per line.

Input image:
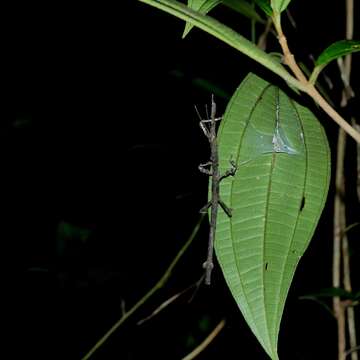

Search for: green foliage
xmin=214 ymin=73 xmax=331 ymax=359
xmin=315 ymin=40 xmax=360 ymax=67
xmin=310 ymin=40 xmax=360 ymax=84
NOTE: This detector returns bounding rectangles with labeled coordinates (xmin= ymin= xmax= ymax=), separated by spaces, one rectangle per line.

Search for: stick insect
xmin=197 ymin=95 xmax=236 ymax=285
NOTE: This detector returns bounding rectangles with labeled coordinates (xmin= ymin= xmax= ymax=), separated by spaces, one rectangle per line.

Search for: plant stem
xmin=354 ymin=120 xmax=360 ymax=202
xmin=273 ymin=18 xmax=360 ymax=144
xmin=307 ymin=86 xmax=360 ymax=143
xmin=342 ymin=0 xmax=358 ymax=358
xmin=343 ymin=219 xmax=358 ymax=360
xmin=181 ymin=319 xmax=226 ymax=360
xmin=81 ymin=214 xmax=205 ymax=360
xmin=257 ymin=17 xmax=273 ymax=50
xmin=334 ymin=128 xmax=347 ymax=360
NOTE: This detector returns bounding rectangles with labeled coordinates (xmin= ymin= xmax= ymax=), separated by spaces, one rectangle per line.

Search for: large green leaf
xmin=214 ymin=73 xmax=330 ymax=359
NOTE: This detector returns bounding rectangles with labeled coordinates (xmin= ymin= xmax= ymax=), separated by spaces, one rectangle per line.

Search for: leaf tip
xmin=182 ymin=22 xmax=192 ymax=39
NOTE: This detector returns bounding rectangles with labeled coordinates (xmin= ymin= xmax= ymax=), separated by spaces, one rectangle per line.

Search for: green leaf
xmin=183 ymin=0 xmax=221 ymax=38
xmin=138 ymin=0 xmax=306 ymax=92
xmin=310 ymin=40 xmax=360 ymax=84
xmin=222 ymin=0 xmax=266 ymax=24
xmin=254 ymin=0 xmax=272 ymax=16
xmin=315 ymin=40 xmax=360 ymax=67
xmin=214 ymin=73 xmax=331 ymax=359
xmin=271 ymin=0 xmax=291 ymax=13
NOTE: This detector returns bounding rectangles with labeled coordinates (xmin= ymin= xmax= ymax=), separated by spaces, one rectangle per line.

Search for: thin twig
xmin=340 ymin=163 xmax=358 ymax=360
xmin=344 ymin=222 xmax=359 ymax=234
xmin=250 ymin=0 xmax=256 ymax=44
xmin=136 ymin=276 xmax=203 ymax=325
xmin=257 ymin=17 xmax=273 ymax=51
xmin=353 ymin=120 xmax=360 ymax=202
xmin=181 ymin=319 xmax=226 ymax=360
xmin=346 ymin=346 xmax=360 ymax=358
xmin=334 ymin=128 xmax=347 ymax=360
xmin=342 ymin=0 xmax=358 ymax=357
xmin=136 ymin=292 xmax=183 ymax=326
xmin=285 ymin=9 xmax=297 ymax=29
xmin=81 ymin=215 xmax=205 ymax=360
xmin=338 ymin=58 xmax=355 ymax=107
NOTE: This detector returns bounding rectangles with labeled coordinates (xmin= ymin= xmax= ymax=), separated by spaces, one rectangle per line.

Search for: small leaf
xmin=222 ymin=0 xmax=266 ymax=24
xmin=271 ymin=0 xmax=291 ymax=13
xmin=215 ymin=73 xmax=330 ymax=359
xmin=310 ymin=40 xmax=360 ymax=84
xmin=315 ymin=40 xmax=360 ymax=67
xmin=254 ymin=0 xmax=272 ymax=16
xmin=183 ymin=0 xmax=221 ymax=38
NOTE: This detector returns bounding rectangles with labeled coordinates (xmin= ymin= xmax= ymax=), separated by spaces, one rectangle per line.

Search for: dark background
xmin=11 ymin=1 xmax=359 ymax=359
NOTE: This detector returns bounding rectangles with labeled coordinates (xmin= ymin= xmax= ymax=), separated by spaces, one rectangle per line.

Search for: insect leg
xmin=219 ymin=199 xmax=232 ymax=217
xmin=199 ymin=201 xmax=212 ymax=214
xmin=199 ymin=161 xmax=213 ymax=175
xmin=219 ymin=158 xmax=237 ymax=181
